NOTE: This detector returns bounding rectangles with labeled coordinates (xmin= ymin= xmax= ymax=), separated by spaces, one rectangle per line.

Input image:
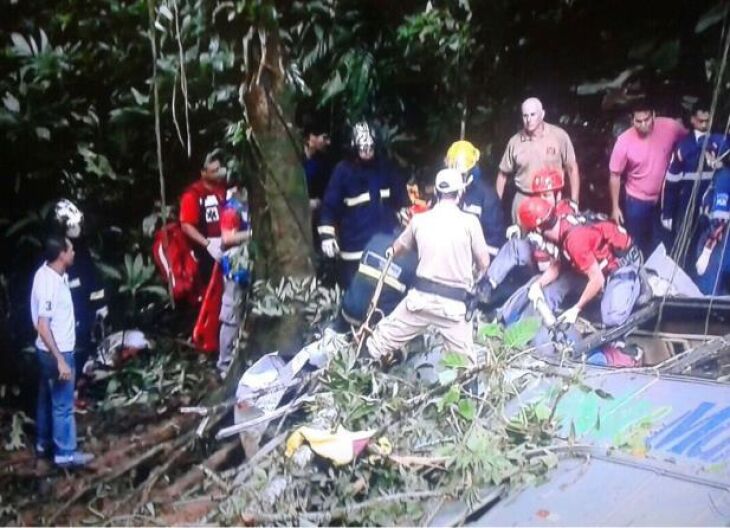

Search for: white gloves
xmin=528 ymin=282 xmax=557 ymax=327
xmin=558 ymin=305 xmax=581 ymax=325
xmin=321 ymin=238 xmax=340 ymax=258
xmin=506 ymin=224 xmax=522 ymax=240
xmin=206 ymin=237 xmax=223 ymax=262
xmin=661 ymin=217 xmax=673 ymax=231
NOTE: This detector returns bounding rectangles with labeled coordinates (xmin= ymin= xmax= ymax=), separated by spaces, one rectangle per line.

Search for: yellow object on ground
xmin=285 ymin=426 xmax=376 ymax=466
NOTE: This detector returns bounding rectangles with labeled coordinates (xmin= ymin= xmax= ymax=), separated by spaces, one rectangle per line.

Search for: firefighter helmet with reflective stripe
xmin=531 ymin=166 xmax=564 ymax=194
xmin=445 ymin=140 xmax=480 ymax=174
xmin=517 ymin=197 xmax=554 ymax=231
xmin=435 ymin=168 xmax=465 ymax=194
xmin=54 ymin=199 xmax=84 ymax=238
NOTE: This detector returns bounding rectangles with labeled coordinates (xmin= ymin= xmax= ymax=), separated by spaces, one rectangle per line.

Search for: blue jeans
xmin=623 ymin=194 xmax=663 ymax=259
xmin=36 ymin=349 xmax=77 ymax=459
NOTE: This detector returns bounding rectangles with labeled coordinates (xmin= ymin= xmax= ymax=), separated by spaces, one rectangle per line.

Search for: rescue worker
xmin=496 ymin=97 xmax=580 ymax=221
xmin=218 ymin=187 xmax=252 ymax=376
xmin=302 ymin=116 xmax=333 ymax=255
xmin=48 ymin=200 xmax=107 ymax=383
xmin=444 ymin=140 xmax=506 ymax=257
xmin=318 ymin=121 xmax=408 ymax=289
xmin=482 ymin=168 xmax=579 ymax=320
xmin=366 ymin=169 xmax=491 ymax=365
xmin=661 ymin=100 xmax=727 ymax=248
xmin=180 ymin=150 xmax=228 ymax=296
xmin=693 ymin=162 xmax=730 ymax=295
xmin=517 ymin=197 xmax=645 ymax=336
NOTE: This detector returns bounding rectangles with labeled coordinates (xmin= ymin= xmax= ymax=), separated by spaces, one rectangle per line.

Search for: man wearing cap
xmin=366 ymin=169 xmax=491 ymax=365
xmin=496 ymin=97 xmax=580 ymax=221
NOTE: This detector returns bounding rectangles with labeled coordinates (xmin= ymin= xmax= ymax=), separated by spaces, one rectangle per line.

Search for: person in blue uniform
xmin=661 ymin=100 xmax=728 ymax=249
xmin=48 ymin=200 xmax=108 ymax=382
xmin=318 ymin=121 xmax=408 ymax=289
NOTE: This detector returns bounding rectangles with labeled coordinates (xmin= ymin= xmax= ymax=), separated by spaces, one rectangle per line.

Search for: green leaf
xmin=140 ymin=285 xmax=169 ymax=299
xmin=95 ymin=261 xmax=122 ymax=281
xmin=438 ymin=369 xmax=457 ymax=386
xmin=10 ymin=33 xmax=32 ymax=57
xmin=2 ymin=93 xmax=20 ymax=113
xmin=440 ymin=351 xmax=469 ymax=369
xmin=457 ymin=399 xmax=476 ymax=421
xmin=437 ymin=384 xmax=460 ymax=411
xmin=503 ymin=317 xmax=540 ymax=349
xmin=159 ymin=5 xmax=174 ymax=21
xmin=534 ymin=402 xmax=551 ymax=422
xmin=696 ymin=2 xmax=727 ymax=33
xmin=478 ymin=322 xmax=503 ymax=340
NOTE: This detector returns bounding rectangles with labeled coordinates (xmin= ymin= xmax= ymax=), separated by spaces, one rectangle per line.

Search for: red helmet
xmin=531 ymin=167 xmax=564 ymax=194
xmin=518 ymin=197 xmax=555 ymax=231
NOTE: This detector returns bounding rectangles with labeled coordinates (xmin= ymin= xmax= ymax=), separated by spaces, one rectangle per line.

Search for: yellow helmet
xmin=445 ymin=140 xmax=480 ymax=174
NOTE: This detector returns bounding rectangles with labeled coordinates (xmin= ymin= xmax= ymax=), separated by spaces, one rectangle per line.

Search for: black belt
xmin=413 ymin=276 xmax=469 ymax=302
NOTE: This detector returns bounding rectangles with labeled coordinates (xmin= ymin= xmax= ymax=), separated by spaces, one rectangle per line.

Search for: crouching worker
xmin=31 ymin=235 xmax=93 ymax=468
xmin=218 ymin=187 xmax=252 ymax=377
xmin=479 ymin=167 xmax=578 ymax=314
xmin=517 ymin=197 xmax=646 ymax=340
xmin=366 ymin=169 xmax=491 ymax=365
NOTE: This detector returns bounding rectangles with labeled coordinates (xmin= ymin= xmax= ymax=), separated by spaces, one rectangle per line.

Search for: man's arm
xmin=37 ymin=317 xmax=72 ymax=380
xmin=574 ymin=262 xmax=605 ymax=310
xmin=221 ymin=228 xmax=251 ymax=248
xmin=181 ymin=222 xmax=209 ymax=249
xmin=537 ymin=260 xmax=561 ymax=288
xmin=496 ymin=171 xmax=508 ymax=200
xmin=609 ymin=172 xmax=624 ymax=224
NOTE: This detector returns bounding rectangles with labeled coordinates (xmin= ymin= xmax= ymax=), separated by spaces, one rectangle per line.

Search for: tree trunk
xmin=241 ymin=19 xmax=314 ymax=280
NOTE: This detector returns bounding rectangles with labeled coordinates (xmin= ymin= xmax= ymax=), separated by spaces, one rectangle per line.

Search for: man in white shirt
xmin=31 ymin=235 xmax=93 ymax=468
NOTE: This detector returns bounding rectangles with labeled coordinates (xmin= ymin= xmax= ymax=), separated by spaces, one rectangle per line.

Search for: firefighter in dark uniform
xmin=49 ymin=199 xmax=108 ymax=381
xmin=318 ymin=122 xmax=408 ymax=289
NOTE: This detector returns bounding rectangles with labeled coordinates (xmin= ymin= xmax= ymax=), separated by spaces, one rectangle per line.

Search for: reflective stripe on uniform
xmin=344 ymin=192 xmax=370 ymax=207
xmin=90 ymin=289 xmax=105 ymax=301
xmin=318 ymin=225 xmax=336 ymax=236
xmin=357 ymin=263 xmax=406 ymax=293
xmin=340 ymin=250 xmax=363 ymax=261
xmin=486 ymin=244 xmax=499 ymax=257
xmin=379 ymin=188 xmax=391 ymax=199
xmin=665 ymin=171 xmax=715 ymax=183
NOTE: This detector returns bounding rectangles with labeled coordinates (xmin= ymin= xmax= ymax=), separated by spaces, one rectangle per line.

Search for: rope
xmin=654 ymin=10 xmax=730 ymax=330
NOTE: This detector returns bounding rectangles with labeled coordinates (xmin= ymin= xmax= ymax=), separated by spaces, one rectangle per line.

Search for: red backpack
xmin=152 ymin=222 xmax=199 ymax=304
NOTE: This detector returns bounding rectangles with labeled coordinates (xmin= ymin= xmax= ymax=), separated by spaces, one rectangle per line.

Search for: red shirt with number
xmin=179 ymin=180 xmax=227 ymax=238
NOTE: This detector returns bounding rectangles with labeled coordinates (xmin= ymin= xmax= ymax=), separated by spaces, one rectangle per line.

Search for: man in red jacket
xmin=179 ymin=150 xmax=228 ymax=294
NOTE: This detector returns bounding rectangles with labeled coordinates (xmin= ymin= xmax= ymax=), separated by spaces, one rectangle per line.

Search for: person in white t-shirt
xmin=31 ymin=235 xmax=93 ymax=468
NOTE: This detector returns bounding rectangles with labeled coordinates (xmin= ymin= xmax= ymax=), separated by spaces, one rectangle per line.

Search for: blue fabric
xmin=220 ymin=198 xmax=251 ymax=286
xmin=35 ymin=349 xmax=76 ymax=458
xmin=623 ymin=194 xmax=662 ymax=258
xmin=462 ymin=167 xmax=507 ymax=254
xmin=319 ymin=157 xmax=408 ymax=254
xmin=340 ymin=233 xmax=417 ymax=324
xmin=303 ymin=153 xmax=332 ymax=200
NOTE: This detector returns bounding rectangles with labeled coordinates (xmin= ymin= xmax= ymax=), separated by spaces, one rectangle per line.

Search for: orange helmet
xmin=517 ymin=197 xmax=555 ymax=231
xmin=531 ymin=167 xmax=564 ymax=194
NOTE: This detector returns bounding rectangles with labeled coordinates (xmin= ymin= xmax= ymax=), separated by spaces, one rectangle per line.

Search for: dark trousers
xmin=623 ymin=194 xmax=663 ymax=259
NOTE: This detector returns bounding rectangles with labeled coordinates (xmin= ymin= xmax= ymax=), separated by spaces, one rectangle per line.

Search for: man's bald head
xmin=521 ymin=97 xmax=545 ymax=135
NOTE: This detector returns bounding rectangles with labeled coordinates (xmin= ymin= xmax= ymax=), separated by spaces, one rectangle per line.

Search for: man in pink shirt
xmin=609 ymin=101 xmax=687 ymax=257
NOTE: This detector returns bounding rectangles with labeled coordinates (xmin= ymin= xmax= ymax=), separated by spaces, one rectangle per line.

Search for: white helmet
xmin=351 ymin=121 xmax=375 ymax=151
xmin=54 ymin=199 xmax=84 ymax=238
xmin=435 ymin=168 xmax=465 ymax=194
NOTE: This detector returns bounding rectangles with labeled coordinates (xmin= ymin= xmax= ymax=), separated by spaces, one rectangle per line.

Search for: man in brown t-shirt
xmin=366 ymin=169 xmax=491 ymax=365
xmin=496 ymin=98 xmax=580 ymax=221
